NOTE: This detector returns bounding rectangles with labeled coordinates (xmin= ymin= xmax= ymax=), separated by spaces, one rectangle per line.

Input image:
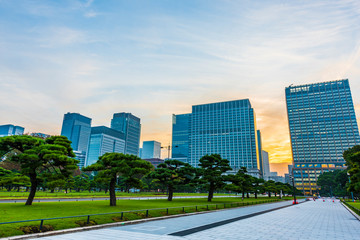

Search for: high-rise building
xmin=111 ymin=113 xmax=141 ymax=156
xmin=0 ymin=124 xmax=24 ymax=137
xmin=257 ymin=130 xmax=264 ymax=178
xmin=285 ymin=79 xmax=360 ymax=195
xmin=171 ymin=114 xmax=191 ymax=163
xmin=86 ymin=126 xmax=125 ymax=167
xmin=262 ymin=150 xmax=270 ymax=180
xmin=141 ymin=141 xmax=161 ymax=159
xmin=60 ymin=113 xmax=92 ymax=168
xmin=172 ymin=99 xmax=260 ymax=177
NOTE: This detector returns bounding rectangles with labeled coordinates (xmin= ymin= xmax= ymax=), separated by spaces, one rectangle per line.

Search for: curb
xmin=341 ymin=202 xmax=360 ymax=221
xmin=1 ymin=200 xmax=287 ymax=240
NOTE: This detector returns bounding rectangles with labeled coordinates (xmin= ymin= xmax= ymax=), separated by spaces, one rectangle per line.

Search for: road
xmin=33 ymin=199 xmax=360 ymax=240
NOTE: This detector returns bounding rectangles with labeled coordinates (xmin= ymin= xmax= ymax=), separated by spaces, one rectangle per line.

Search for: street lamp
xmin=347 ymin=172 xmax=355 ymax=202
xmin=291 ymin=169 xmax=297 ymax=204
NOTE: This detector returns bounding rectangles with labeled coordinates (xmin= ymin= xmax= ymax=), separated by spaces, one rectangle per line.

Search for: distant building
xmin=286 ymin=79 xmax=360 ymax=195
xmin=262 ymin=150 xmax=270 ymax=180
xmin=268 ymin=172 xmax=285 ymax=183
xmin=143 ymin=158 xmax=164 ymax=169
xmin=285 ymin=174 xmax=291 ymax=185
xmin=30 ymin=133 xmax=51 ymax=139
xmin=111 ymin=113 xmax=141 ymax=156
xmin=141 ymin=141 xmax=161 ymax=159
xmin=0 ymin=124 xmax=24 ymax=137
xmin=86 ymin=126 xmax=125 ymax=167
xmin=172 ymin=99 xmax=260 ymax=177
xmin=60 ymin=113 xmax=92 ymax=168
xmin=171 ymin=113 xmax=191 ymax=163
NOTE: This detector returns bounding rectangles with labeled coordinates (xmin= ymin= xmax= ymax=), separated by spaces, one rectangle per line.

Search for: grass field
xmin=0 ymin=197 xmax=281 ymax=237
xmin=0 ymin=191 xmax=234 ymax=199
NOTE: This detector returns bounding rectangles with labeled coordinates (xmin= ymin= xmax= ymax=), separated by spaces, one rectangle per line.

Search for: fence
xmin=0 ymin=199 xmax=280 ymax=232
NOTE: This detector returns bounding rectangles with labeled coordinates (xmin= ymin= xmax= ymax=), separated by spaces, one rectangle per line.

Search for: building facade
xmin=141 ymin=141 xmax=161 ymax=159
xmin=60 ymin=113 xmax=92 ymax=168
xmin=261 ymin=150 xmax=270 ymax=180
xmin=285 ymin=79 xmax=360 ymax=195
xmin=111 ymin=113 xmax=141 ymax=156
xmin=172 ymin=99 xmax=260 ymax=177
xmin=0 ymin=124 xmax=24 ymax=137
xmin=171 ymin=114 xmax=191 ymax=163
xmin=86 ymin=126 xmax=125 ymax=167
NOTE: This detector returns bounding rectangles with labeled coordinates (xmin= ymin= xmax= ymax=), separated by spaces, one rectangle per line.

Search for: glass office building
xmin=141 ymin=141 xmax=161 ymax=159
xmin=60 ymin=113 xmax=92 ymax=168
xmin=172 ymin=99 xmax=260 ymax=176
xmin=171 ymin=114 xmax=191 ymax=163
xmin=111 ymin=113 xmax=141 ymax=156
xmin=0 ymin=124 xmax=24 ymax=137
xmin=86 ymin=126 xmax=125 ymax=167
xmin=285 ymin=79 xmax=360 ymax=195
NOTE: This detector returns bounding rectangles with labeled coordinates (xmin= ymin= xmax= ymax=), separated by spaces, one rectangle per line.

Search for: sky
xmin=1 ymin=0 xmax=360 ymax=176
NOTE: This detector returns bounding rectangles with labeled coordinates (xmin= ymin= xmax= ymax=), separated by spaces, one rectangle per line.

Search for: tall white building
xmin=262 ymin=150 xmax=270 ymax=180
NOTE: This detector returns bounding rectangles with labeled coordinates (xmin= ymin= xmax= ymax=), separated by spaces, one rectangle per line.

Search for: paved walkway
xmin=35 ymin=199 xmax=360 ymax=240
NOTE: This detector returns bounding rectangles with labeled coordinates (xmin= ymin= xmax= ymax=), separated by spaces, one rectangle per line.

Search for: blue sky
xmin=1 ymin=0 xmax=360 ymax=175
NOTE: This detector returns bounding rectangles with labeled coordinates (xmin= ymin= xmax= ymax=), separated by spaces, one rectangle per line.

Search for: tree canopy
xmin=344 ymin=145 xmax=360 ymax=194
xmin=199 ymin=154 xmax=232 ymax=202
xmin=83 ymin=153 xmax=153 ymax=206
xmin=149 ymin=159 xmax=197 ymax=201
xmin=0 ymin=135 xmax=78 ymax=205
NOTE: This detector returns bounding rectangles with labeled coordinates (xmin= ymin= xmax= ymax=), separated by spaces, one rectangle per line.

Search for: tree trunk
xmin=242 ymin=192 xmax=245 ymax=199
xmin=26 ymin=173 xmax=37 ymax=205
xmin=208 ymin=183 xmax=214 ymax=202
xmin=268 ymin=192 xmax=271 ymax=198
xmin=255 ymin=192 xmax=257 ymax=199
xmin=109 ymin=176 xmax=117 ymax=206
xmin=167 ymin=186 xmax=174 ymax=201
xmin=275 ymin=192 xmax=277 ymax=197
xmin=246 ymin=192 xmax=250 ymax=198
xmin=51 ymin=189 xmax=54 ymax=193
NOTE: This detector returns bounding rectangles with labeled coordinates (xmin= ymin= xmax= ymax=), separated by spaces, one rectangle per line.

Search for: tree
xmin=317 ymin=170 xmax=348 ymax=196
xmin=225 ymin=167 xmax=252 ymax=198
xmin=199 ymin=154 xmax=232 ymax=202
xmin=83 ymin=153 xmax=152 ymax=206
xmin=251 ymin=177 xmax=265 ymax=199
xmin=264 ymin=180 xmax=277 ymax=197
xmin=0 ymin=135 xmax=78 ymax=205
xmin=344 ymin=145 xmax=360 ymax=194
xmin=149 ymin=159 xmax=197 ymax=201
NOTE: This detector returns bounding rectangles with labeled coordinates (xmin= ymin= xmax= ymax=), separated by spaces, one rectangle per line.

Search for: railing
xmin=342 ymin=200 xmax=360 ymax=216
xmin=0 ymin=199 xmax=280 ymax=232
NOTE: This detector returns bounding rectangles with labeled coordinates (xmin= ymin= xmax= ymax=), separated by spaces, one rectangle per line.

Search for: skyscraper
xmin=111 ymin=113 xmax=141 ymax=156
xmin=172 ymin=99 xmax=260 ymax=177
xmin=86 ymin=126 xmax=125 ymax=167
xmin=261 ymin=150 xmax=270 ymax=180
xmin=257 ymin=130 xmax=264 ymax=178
xmin=171 ymin=113 xmax=191 ymax=163
xmin=60 ymin=113 xmax=92 ymax=168
xmin=141 ymin=141 xmax=161 ymax=159
xmin=0 ymin=124 xmax=24 ymax=137
xmin=285 ymin=79 xmax=360 ymax=195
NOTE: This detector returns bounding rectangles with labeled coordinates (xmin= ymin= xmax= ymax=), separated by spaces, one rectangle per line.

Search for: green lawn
xmin=347 ymin=201 xmax=360 ymax=210
xmin=0 ymin=197 xmax=281 ymax=237
xmin=0 ymin=191 xmax=235 ymax=199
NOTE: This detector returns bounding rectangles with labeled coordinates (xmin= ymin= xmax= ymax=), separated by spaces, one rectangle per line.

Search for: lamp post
xmin=291 ymin=169 xmax=297 ymax=204
xmin=347 ymin=172 xmax=355 ymax=202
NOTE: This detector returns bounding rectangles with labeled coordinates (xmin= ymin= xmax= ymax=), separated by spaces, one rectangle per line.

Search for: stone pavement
xmin=36 ymin=199 xmax=360 ymax=240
